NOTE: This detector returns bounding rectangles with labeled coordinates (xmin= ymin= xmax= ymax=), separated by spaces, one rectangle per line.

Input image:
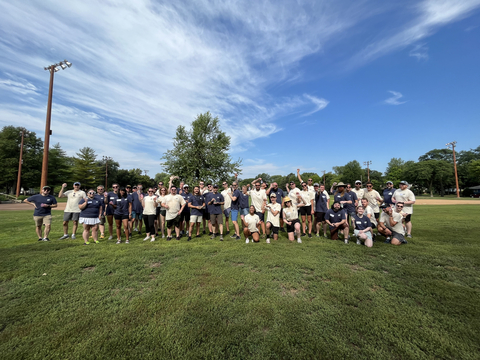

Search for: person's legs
xmin=405 ymin=215 xmax=412 ymax=236
xmin=343 ymin=224 xmax=350 ymax=239
xmin=224 ymin=213 xmax=230 ymax=232
xmin=72 ymin=220 xmax=79 ymax=235
xmin=287 ymin=231 xmax=294 ymax=241
xmin=115 ymin=219 xmax=122 ymax=240
xmin=35 ymin=225 xmax=42 ymax=239
xmin=294 ymin=222 xmax=301 ymax=240
xmin=107 ymin=215 xmax=114 ymax=237
xmin=272 ymin=226 xmax=279 ymax=241
xmin=301 ymin=215 xmax=306 ymax=234
xmin=252 ymin=232 xmax=260 ymax=242
xmin=44 ymin=224 xmax=51 ymax=239
xmin=123 ymin=219 xmax=130 ymax=241
xmin=137 ymin=214 xmax=143 ymax=233
xmin=63 ymin=220 xmax=69 ymax=235
xmin=330 ymin=227 xmax=339 ymax=240
xmin=266 ymin=222 xmax=272 ymax=238
xmin=307 ymin=214 xmax=312 ymax=235
xmin=82 ymin=224 xmax=89 ymax=243
xmin=92 ymin=224 xmax=98 ymax=241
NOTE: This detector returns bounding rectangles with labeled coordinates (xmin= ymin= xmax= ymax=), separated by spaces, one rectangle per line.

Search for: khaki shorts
xmin=210 ymin=213 xmax=223 ymax=226
xmin=190 ymin=215 xmax=203 ymax=223
xmin=34 ymin=215 xmax=52 ymax=226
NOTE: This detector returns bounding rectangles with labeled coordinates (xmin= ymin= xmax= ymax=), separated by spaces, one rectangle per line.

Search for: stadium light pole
xmin=40 ymin=60 xmax=72 ymax=189
xmin=16 ymin=129 xmax=29 ymax=198
xmin=446 ymin=141 xmax=460 ymax=198
xmin=364 ymin=161 xmax=372 ymax=181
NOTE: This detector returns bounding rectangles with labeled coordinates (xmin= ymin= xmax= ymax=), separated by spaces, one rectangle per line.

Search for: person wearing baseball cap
xmin=24 ymin=186 xmax=58 ymax=241
xmin=58 ymin=181 xmax=86 ymax=240
xmin=264 ymin=193 xmax=281 ymax=243
xmin=351 ymin=180 xmax=365 ymax=205
xmin=392 ymin=181 xmax=416 ymax=238
xmin=383 ymin=181 xmax=396 ymax=206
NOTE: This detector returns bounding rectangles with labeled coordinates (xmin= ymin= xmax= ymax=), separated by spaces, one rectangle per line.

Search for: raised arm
xmin=297 ymin=169 xmax=303 ymax=183
xmin=58 ymin=183 xmax=67 ymax=198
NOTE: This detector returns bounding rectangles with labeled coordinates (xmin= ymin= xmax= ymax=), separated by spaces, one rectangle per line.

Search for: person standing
xmin=24 ymin=185 xmax=57 ymax=241
xmin=131 ymin=184 xmax=144 ymax=235
xmin=314 ymin=184 xmax=329 ymax=238
xmin=188 ymin=186 xmax=206 ymax=241
xmin=207 ymin=185 xmax=225 ymax=240
xmin=155 ymin=187 xmax=168 ymax=238
xmin=383 ymin=181 xmax=396 ymax=206
xmin=392 ymin=180 xmax=416 ymax=238
xmin=299 ymin=181 xmax=314 ymax=237
xmin=78 ymin=189 xmax=102 ymax=245
xmin=199 ymin=180 xmax=210 ymax=235
xmin=162 ymin=185 xmax=186 ymax=241
xmin=113 ymin=187 xmax=132 ymax=244
xmin=180 ymin=185 xmax=193 ymax=237
xmin=227 ymin=181 xmax=242 ymax=240
xmin=363 ymin=182 xmax=383 ymax=220
xmin=351 ymin=180 xmax=365 ymax=204
xmin=221 ymin=181 xmax=232 ymax=234
xmin=58 ymin=182 xmax=86 ymax=240
xmin=264 ymin=193 xmax=281 ymax=244
xmin=238 ymin=185 xmax=250 ymax=232
xmin=248 ymin=179 xmax=268 ymax=236
xmin=93 ymin=185 xmax=106 ymax=240
xmin=104 ymin=183 xmax=119 ymax=240
xmin=344 ymin=183 xmax=358 ymax=227
xmin=142 ymin=188 xmax=158 ymax=242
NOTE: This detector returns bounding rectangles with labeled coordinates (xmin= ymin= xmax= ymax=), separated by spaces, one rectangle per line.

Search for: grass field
xmin=1 ymin=206 xmax=479 ymax=359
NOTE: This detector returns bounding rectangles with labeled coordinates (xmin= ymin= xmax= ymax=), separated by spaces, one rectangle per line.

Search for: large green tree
xmin=161 ymin=112 xmax=242 ymax=184
xmin=48 ymin=143 xmax=74 ymax=189
xmin=404 ymin=160 xmax=453 ymax=197
xmin=333 ymin=160 xmax=363 ymax=185
xmin=385 ymin=158 xmax=405 ymax=186
xmin=72 ymin=147 xmax=102 ymax=190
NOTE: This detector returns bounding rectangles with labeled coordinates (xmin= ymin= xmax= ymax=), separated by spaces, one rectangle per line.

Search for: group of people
xmin=24 ymin=169 xmax=416 ymax=247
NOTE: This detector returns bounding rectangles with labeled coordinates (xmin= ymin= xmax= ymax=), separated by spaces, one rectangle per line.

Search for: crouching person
xmin=352 ymin=206 xmax=373 ymax=247
xmin=378 ymin=203 xmax=407 ymax=245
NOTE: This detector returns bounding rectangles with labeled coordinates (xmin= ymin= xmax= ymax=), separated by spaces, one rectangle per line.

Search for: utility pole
xmin=446 ymin=141 xmax=460 ymax=198
xmin=103 ymin=156 xmax=111 ymax=189
xmin=16 ymin=129 xmax=28 ymax=198
xmin=364 ymin=161 xmax=372 ymax=182
xmin=321 ymin=170 xmax=326 ymax=185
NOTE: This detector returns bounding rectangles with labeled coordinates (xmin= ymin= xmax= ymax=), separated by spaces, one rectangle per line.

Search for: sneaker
xmin=209 ymin=232 xmax=213 ymax=236
xmin=100 ymin=235 xmax=105 ymax=239
xmin=108 ymin=235 xmax=113 ymax=240
xmin=138 ymin=232 xmax=142 ymax=236
xmin=230 ymin=234 xmax=237 ymax=239
xmin=308 ymin=233 xmax=312 ymax=238
xmin=59 ymin=234 xmax=69 ymax=240
xmin=116 ymin=239 xmax=121 ymax=244
xmin=196 ymin=234 xmax=201 ymax=238
xmin=125 ymin=240 xmax=129 ymax=244
xmin=203 ymin=230 xmax=206 ymax=234
xmin=150 ymin=238 xmax=155 ymax=242
xmin=384 ymin=237 xmax=391 ymax=244
xmin=406 ymin=234 xmax=412 ymax=238
xmin=188 ymin=236 xmax=192 ymax=241
xmin=38 ymin=238 xmax=43 ymax=241
xmin=372 ymin=233 xmax=376 ymax=242
xmin=84 ymin=241 xmax=90 ymax=245
xmin=134 ymin=227 xmax=138 ymax=232
xmin=297 ymin=238 xmax=302 ymax=244
xmin=302 ymin=233 xmax=306 ymax=237
xmin=316 ymin=233 xmax=320 ymax=237
xmin=143 ymin=236 xmax=150 ymax=241
xmin=162 ymin=234 xmax=165 ymax=238
xmin=344 ymin=239 xmax=349 ymax=244
xmin=356 ymin=239 xmax=361 ymax=245
xmin=176 ymin=236 xmax=180 ymax=240
xmin=167 ymin=236 xmax=172 ymax=241
xmin=210 ymin=234 xmax=216 ymax=239
xmin=43 ymin=238 xmax=50 ymax=242
xmin=186 ymin=231 xmax=189 ymax=236
xmin=95 ymin=240 xmax=100 ymax=244
xmin=402 ymin=239 xmax=408 ymax=244
xmin=236 ymin=236 xmax=241 ymax=240
xmin=245 ymin=238 xmax=250 ymax=244
xmin=266 ymin=238 xmax=270 ymax=244
xmin=225 ymin=231 xmax=230 ymax=235
xmin=71 ymin=234 xmax=76 ymax=240
xmin=323 ymin=234 xmax=328 ymax=238
xmin=219 ymin=236 xmax=224 ymax=241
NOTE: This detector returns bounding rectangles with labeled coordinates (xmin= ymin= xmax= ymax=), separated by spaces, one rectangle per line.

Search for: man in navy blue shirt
xmin=180 ymin=185 xmax=193 ymax=237
xmin=383 ymin=181 xmax=396 ymax=206
xmin=314 ymin=184 xmax=329 ymax=238
xmin=226 ymin=181 xmax=242 ymax=240
xmin=131 ymin=184 xmax=144 ymax=235
xmin=188 ymin=186 xmax=206 ymax=241
xmin=24 ymin=186 xmax=58 ymax=241
xmin=325 ymin=202 xmax=349 ymax=243
xmin=207 ymin=185 xmax=225 ymax=240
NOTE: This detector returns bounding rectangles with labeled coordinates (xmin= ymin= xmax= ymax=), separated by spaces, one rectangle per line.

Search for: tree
xmin=468 ymin=160 xmax=480 ymax=184
xmin=48 ymin=143 xmax=74 ymax=189
xmin=254 ymin=173 xmax=273 ymax=185
xmin=385 ymin=158 xmax=405 ymax=186
xmin=404 ymin=160 xmax=453 ymax=197
xmin=161 ymin=112 xmax=242 ymax=184
xmin=155 ymin=172 xmax=171 ymax=186
xmin=333 ymin=160 xmax=363 ymax=185
xmin=96 ymin=157 xmax=120 ymax=188
xmin=418 ymin=149 xmax=453 ymax=162
xmin=72 ymin=147 xmax=102 ymax=190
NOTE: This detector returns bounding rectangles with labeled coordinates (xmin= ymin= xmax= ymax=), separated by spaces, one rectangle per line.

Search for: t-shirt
xmin=380 ymin=211 xmax=405 ymax=234
xmin=163 ymin=194 xmax=186 ymax=220
xmin=131 ymin=192 xmax=144 ymax=213
xmin=189 ymin=195 xmax=206 ymax=216
xmin=79 ymin=197 xmax=102 ymax=218
xmin=364 ymin=205 xmax=377 ymax=226
xmin=344 ymin=191 xmax=358 ymax=213
xmin=315 ymin=192 xmax=329 ymax=213
xmin=63 ymin=190 xmax=86 ymax=213
xmin=221 ymin=188 xmax=232 ymax=209
xmin=353 ymin=214 xmax=372 ymax=231
xmin=393 ymin=189 xmax=415 ymax=214
xmin=333 ymin=193 xmax=345 ymax=207
xmin=181 ymin=192 xmax=193 ymax=213
xmin=364 ymin=189 xmax=382 ymax=213
xmin=265 ymin=202 xmax=281 ymax=227
xmin=143 ymin=195 xmax=157 ymax=216
xmin=244 ymin=213 xmax=260 ymax=233
xmin=352 ymin=188 xmax=365 ymax=202
xmin=301 ymin=190 xmax=313 ymax=207
xmin=325 ymin=209 xmax=347 ymax=229
xmin=238 ymin=192 xmax=250 ymax=209
xmin=114 ymin=197 xmax=131 ymax=216
xmin=155 ymin=195 xmax=167 ymax=210
xmin=383 ymin=187 xmax=396 ymax=205
xmin=248 ymin=189 xmax=267 ymax=212
xmin=288 ymin=187 xmax=302 ymax=206
xmin=105 ymin=192 xmax=119 ymax=215
xmin=230 ymin=189 xmax=241 ymax=210
xmin=94 ymin=194 xmax=105 ymax=213
xmin=283 ymin=205 xmax=298 ymax=221
xmin=268 ymin=188 xmax=284 ymax=203
xmin=206 ymin=193 xmax=224 ymax=215
xmin=27 ymin=194 xmax=57 ymax=216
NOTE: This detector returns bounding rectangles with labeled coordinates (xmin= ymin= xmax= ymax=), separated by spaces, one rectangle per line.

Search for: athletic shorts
xmin=315 ymin=212 xmax=326 ymax=222
xmin=63 ymin=212 xmax=80 ymax=222
xmin=266 ymin=222 xmax=279 ymax=234
xmin=392 ymin=231 xmax=407 ymax=244
xmin=286 ymin=219 xmax=300 ymax=233
xmin=374 ymin=212 xmax=380 ymax=220
xmin=114 ymin=214 xmax=129 ymax=220
xmin=231 ymin=209 xmax=239 ymax=222
xmin=255 ymin=211 xmax=264 ymax=222
xmin=223 ymin=208 xmax=231 ymax=218
xmin=34 ymin=215 xmax=52 ymax=226
xmin=210 ymin=213 xmax=223 ymax=226
xmin=404 ymin=214 xmax=412 ymax=223
xmin=354 ymin=229 xmax=372 ymax=240
xmin=166 ymin=215 xmax=181 ymax=229
xmin=240 ymin=208 xmax=249 ymax=217
xmin=330 ymin=223 xmax=348 ymax=240
xmin=156 ymin=207 xmax=161 ymax=216
xmin=299 ymin=206 xmax=312 ymax=216
xmin=180 ymin=211 xmax=190 ymax=223
xmin=160 ymin=209 xmax=166 ymax=217
xmin=190 ymin=215 xmax=203 ymax=223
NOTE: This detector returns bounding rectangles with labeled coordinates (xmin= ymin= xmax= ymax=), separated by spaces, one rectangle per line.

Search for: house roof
xmin=468 ymin=185 xmax=480 ymax=190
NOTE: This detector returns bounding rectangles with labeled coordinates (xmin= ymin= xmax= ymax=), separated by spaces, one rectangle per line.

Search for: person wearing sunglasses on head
xmin=363 ymin=182 xmax=383 ymax=220
xmin=105 ymin=183 xmax=120 ymax=240
xmin=58 ymin=181 xmax=86 ymax=240
xmin=24 ymin=185 xmax=57 ymax=242
xmin=142 ymin=188 xmax=158 ymax=242
xmin=392 ymin=181 xmax=416 ymax=239
xmin=78 ymin=189 xmax=102 ymax=245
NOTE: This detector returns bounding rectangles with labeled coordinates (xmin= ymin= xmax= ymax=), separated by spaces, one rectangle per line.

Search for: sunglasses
xmin=366 ymin=185 xmax=372 ymax=188
xmin=308 ymin=179 xmax=313 ymax=181
xmin=396 ymin=205 xmax=404 ymax=208
xmin=148 ymin=191 xmax=154 ymax=193
xmin=88 ymin=192 xmax=95 ymax=195
xmin=113 ymin=186 xmax=118 ymax=188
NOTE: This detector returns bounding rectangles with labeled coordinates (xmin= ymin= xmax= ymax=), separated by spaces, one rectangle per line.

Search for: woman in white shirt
xmin=243 ymin=205 xmax=260 ymax=244
xmin=155 ymin=187 xmax=167 ymax=238
xmin=142 ymin=188 xmax=157 ymax=242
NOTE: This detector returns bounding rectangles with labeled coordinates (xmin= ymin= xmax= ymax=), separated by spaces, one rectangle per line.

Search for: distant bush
xmin=17 ymin=195 xmax=28 ymax=201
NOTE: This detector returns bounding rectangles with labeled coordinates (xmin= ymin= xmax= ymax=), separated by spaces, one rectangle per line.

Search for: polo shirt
xmin=27 ymin=194 xmax=57 ymax=216
xmin=207 ymin=193 xmax=224 ymax=215
xmin=190 ymin=195 xmax=206 ymax=216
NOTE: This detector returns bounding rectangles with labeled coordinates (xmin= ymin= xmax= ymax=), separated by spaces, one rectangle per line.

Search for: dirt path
xmin=0 ymin=203 xmax=67 ymax=211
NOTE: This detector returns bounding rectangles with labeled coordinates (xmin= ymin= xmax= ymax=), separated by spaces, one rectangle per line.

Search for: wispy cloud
xmin=409 ymin=43 xmax=429 ymax=60
xmin=302 ymin=94 xmax=329 ymax=116
xmin=384 ymin=91 xmax=407 ymax=105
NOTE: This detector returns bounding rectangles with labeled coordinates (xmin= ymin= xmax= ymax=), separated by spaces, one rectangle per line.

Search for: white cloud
xmin=384 ymin=91 xmax=406 ymax=105
xmin=409 ymin=43 xmax=429 ymax=60
xmin=302 ymin=94 xmax=329 ymax=116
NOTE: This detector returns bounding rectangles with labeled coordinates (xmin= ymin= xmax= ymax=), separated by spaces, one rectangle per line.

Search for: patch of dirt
xmin=149 ymin=262 xmax=162 ymax=268
xmin=82 ymin=266 xmax=95 ymax=272
xmin=232 ymin=262 xmax=244 ymax=267
xmin=346 ymin=264 xmax=367 ymax=272
xmin=280 ymin=284 xmax=305 ymax=296
xmin=415 ymin=199 xmax=480 ymax=205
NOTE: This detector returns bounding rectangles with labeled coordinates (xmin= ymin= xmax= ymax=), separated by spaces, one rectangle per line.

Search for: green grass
xmin=1 ymin=206 xmax=479 ymax=359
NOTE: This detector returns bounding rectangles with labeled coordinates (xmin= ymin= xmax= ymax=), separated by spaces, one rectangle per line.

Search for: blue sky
xmin=0 ymin=0 xmax=479 ymax=179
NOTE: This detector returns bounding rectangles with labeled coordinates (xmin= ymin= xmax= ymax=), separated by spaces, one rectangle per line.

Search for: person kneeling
xmin=325 ymin=202 xmax=349 ymax=244
xmin=352 ymin=206 xmax=373 ymax=248
xmin=378 ymin=203 xmax=407 ymax=245
xmin=243 ymin=205 xmax=260 ymax=243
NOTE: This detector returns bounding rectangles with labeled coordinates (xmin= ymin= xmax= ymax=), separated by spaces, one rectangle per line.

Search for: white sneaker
xmin=143 ymin=236 xmax=150 ymax=241
xmin=297 ymin=238 xmax=302 ymax=243
xmin=134 ymin=227 xmax=138 ymax=232
xmin=356 ymin=239 xmax=361 ymax=245
xmin=266 ymin=238 xmax=270 ymax=244
xmin=71 ymin=234 xmax=76 ymax=239
xmin=108 ymin=235 xmax=113 ymax=240
xmin=162 ymin=234 xmax=165 ymax=238
xmin=150 ymin=237 xmax=156 ymax=242
xmin=245 ymin=238 xmax=250 ymax=244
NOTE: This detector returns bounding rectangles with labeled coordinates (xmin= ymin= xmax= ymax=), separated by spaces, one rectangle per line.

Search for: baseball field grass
xmin=1 ymin=205 xmax=479 ymax=359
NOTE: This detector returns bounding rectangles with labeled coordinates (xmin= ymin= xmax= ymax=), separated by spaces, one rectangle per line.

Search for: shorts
xmin=266 ymin=222 xmax=279 ymax=234
xmin=166 ymin=215 xmax=181 ymax=229
xmin=354 ymin=229 xmax=372 ymax=240
xmin=255 ymin=211 xmax=264 ymax=222
xmin=231 ymin=209 xmax=239 ymax=222
xmin=80 ymin=217 xmax=100 ymax=225
xmin=156 ymin=207 xmax=161 ymax=216
xmin=314 ymin=212 xmax=326 ymax=222
xmin=34 ymin=215 xmax=52 ymax=226
xmin=63 ymin=212 xmax=80 ymax=222
xmin=190 ymin=215 xmax=203 ymax=223
xmin=299 ymin=206 xmax=312 ymax=216
xmin=131 ymin=211 xmax=143 ymax=220
xmin=330 ymin=223 xmax=348 ymax=240
xmin=223 ymin=208 xmax=231 ymax=218
xmin=392 ymin=231 xmax=407 ymax=244
xmin=374 ymin=212 xmax=380 ymax=220
xmin=404 ymin=214 xmax=412 ymax=223
xmin=240 ymin=208 xmax=249 ymax=217
xmin=160 ymin=209 xmax=166 ymax=217
xmin=180 ymin=211 xmax=190 ymax=223
xmin=114 ymin=214 xmax=129 ymax=220
xmin=286 ymin=219 xmax=300 ymax=233
xmin=210 ymin=213 xmax=223 ymax=226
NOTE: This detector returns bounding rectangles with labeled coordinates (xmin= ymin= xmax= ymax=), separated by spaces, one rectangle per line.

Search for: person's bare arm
xmin=58 ymin=183 xmax=67 ymax=198
xmin=297 ymin=169 xmax=303 ymax=183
